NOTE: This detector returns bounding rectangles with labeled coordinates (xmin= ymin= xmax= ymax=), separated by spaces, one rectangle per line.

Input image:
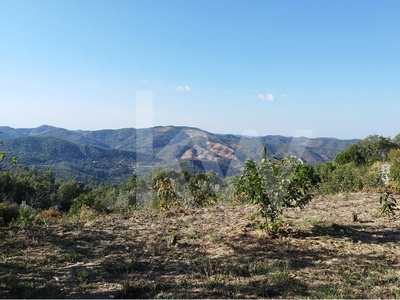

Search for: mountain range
xmin=0 ymin=125 xmax=359 ymax=183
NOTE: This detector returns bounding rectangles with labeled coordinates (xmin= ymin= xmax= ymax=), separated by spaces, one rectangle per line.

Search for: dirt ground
xmin=1 ymin=192 xmax=400 ymax=298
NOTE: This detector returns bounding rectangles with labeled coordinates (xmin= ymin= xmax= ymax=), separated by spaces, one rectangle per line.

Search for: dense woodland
xmin=1 ymin=133 xmax=400 ymax=228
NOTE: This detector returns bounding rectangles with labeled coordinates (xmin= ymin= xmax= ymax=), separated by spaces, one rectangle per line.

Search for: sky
xmin=1 ymin=0 xmax=400 ymax=139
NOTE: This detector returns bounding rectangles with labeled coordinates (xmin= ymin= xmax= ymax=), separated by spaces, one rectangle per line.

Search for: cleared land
xmin=1 ymin=192 xmax=400 ymax=298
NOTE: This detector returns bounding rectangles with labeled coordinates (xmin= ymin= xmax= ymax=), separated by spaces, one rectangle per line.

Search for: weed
xmin=318 ymin=285 xmax=343 ymax=299
xmin=268 ymin=261 xmax=291 ymax=285
xmin=117 ymin=280 xmax=158 ymax=299
xmin=166 ymin=230 xmax=178 ymax=247
xmin=8 ymin=281 xmax=37 ymax=298
xmin=209 ymin=231 xmax=220 ymax=243
xmin=60 ymin=251 xmax=82 ymax=263
xmin=76 ymin=268 xmax=90 ymax=284
xmin=248 ymin=259 xmax=272 ymax=276
xmin=207 ymin=274 xmax=224 ymax=289
xmin=186 ymin=231 xmax=201 ymax=240
xmin=118 ymin=258 xmax=145 ymax=273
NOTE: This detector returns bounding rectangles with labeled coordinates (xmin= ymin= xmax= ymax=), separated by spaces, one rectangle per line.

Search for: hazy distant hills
xmin=0 ymin=125 xmax=360 ymax=183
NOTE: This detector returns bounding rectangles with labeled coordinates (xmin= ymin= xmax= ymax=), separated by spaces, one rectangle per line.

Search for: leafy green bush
xmin=0 ymin=201 xmax=19 ymax=226
xmin=318 ymin=163 xmax=363 ymax=194
xmin=9 ymin=201 xmax=37 ymax=228
xmin=57 ymin=180 xmax=88 ymax=211
xmin=361 ymin=166 xmax=385 ymax=191
xmin=188 ymin=172 xmax=218 ymax=207
xmin=68 ymin=193 xmax=106 ymax=216
xmin=235 ymin=156 xmax=315 ymax=235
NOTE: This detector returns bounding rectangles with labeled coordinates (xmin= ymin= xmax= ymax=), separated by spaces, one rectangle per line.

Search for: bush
xmin=235 ymin=156 xmax=315 ymax=235
xmin=68 ymin=193 xmax=106 ymax=216
xmin=9 ymin=201 xmax=37 ymax=228
xmin=318 ymin=163 xmax=363 ymax=194
xmin=153 ymin=176 xmax=179 ymax=211
xmin=0 ymin=202 xmax=19 ymax=226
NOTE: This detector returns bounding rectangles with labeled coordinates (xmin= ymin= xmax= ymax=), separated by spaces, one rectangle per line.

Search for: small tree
xmin=235 ymin=155 xmax=314 ymax=235
xmin=154 ymin=176 xmax=179 ymax=211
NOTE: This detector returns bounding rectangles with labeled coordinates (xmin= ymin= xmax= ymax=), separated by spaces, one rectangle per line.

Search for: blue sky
xmin=1 ymin=0 xmax=399 ymax=139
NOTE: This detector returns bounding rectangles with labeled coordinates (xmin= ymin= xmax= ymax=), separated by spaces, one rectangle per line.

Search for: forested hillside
xmin=0 ymin=125 xmax=359 ymax=182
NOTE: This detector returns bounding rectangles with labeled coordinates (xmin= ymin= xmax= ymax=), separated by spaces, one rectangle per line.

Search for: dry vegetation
xmin=1 ymin=193 xmax=400 ymax=298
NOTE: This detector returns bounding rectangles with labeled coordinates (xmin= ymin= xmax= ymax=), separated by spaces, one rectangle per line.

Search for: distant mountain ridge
xmin=0 ymin=125 xmax=360 ymax=182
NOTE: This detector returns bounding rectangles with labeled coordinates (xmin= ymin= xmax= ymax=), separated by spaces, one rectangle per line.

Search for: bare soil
xmin=1 ymin=192 xmax=400 ymax=298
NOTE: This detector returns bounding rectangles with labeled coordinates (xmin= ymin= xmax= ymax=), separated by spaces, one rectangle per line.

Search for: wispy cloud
xmin=141 ymin=79 xmax=158 ymax=84
xmin=258 ymin=93 xmax=275 ymax=101
xmin=175 ymin=85 xmax=191 ymax=92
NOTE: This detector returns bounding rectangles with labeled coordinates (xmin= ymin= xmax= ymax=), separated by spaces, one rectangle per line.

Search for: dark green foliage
xmin=0 ymin=131 xmax=17 ymax=169
xmin=334 ymin=144 xmax=364 ymax=165
xmin=0 ymin=201 xmax=19 ymax=226
xmin=335 ymin=135 xmax=397 ymax=166
xmin=1 ymin=136 xmax=156 ymax=183
xmin=68 ymin=192 xmax=106 ymax=216
xmin=188 ymin=172 xmax=221 ymax=207
xmin=57 ymin=180 xmax=89 ymax=211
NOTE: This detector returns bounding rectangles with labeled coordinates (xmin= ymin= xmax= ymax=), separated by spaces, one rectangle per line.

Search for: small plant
xmin=154 ymin=176 xmax=179 ymax=211
xmin=379 ymin=191 xmax=397 ymax=218
xmin=318 ymin=285 xmax=343 ymax=299
xmin=60 ymin=251 xmax=82 ymax=263
xmin=166 ymin=230 xmax=178 ymax=247
xmin=76 ymin=268 xmax=90 ymax=284
xmin=235 ymin=153 xmax=315 ymax=235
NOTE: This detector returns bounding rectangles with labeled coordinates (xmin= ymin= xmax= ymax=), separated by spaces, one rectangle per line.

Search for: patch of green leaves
xmin=379 ymin=191 xmax=397 ymax=218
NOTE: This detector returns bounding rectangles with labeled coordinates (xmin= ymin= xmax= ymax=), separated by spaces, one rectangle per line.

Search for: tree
xmin=334 ymin=144 xmax=364 ymax=165
xmin=235 ymin=155 xmax=315 ymax=235
xmin=392 ymin=133 xmax=400 ymax=148
xmin=57 ymin=180 xmax=88 ymax=211
xmin=335 ymin=135 xmax=397 ymax=166
xmin=358 ymin=135 xmax=395 ymax=165
xmin=153 ymin=175 xmax=179 ymax=211
xmin=0 ymin=132 xmax=17 ymax=168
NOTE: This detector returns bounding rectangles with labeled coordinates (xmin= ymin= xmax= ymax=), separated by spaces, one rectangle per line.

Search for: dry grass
xmin=1 ymin=192 xmax=400 ymax=298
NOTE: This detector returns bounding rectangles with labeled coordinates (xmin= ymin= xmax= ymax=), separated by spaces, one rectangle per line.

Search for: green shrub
xmin=0 ymin=201 xmax=19 ymax=226
xmin=9 ymin=201 xmax=37 ymax=228
xmin=379 ymin=191 xmax=397 ymax=218
xmin=68 ymin=193 xmax=106 ymax=216
xmin=235 ymin=156 xmax=314 ymax=235
xmin=318 ymin=163 xmax=363 ymax=194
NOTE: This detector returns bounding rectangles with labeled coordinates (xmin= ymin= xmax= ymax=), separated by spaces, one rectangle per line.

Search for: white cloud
xmin=175 ymin=85 xmax=191 ymax=92
xmin=258 ymin=93 xmax=275 ymax=101
xmin=141 ymin=79 xmax=151 ymax=84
